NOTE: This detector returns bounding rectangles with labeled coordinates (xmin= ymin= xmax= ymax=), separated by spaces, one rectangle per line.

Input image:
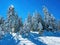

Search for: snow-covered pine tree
xmin=0 ymin=25 xmax=5 ymax=39
xmin=27 ymin=13 xmax=32 ymax=24
xmin=0 ymin=16 xmax=5 ymax=39
xmin=23 ymin=18 xmax=31 ymax=37
xmin=21 ymin=13 xmax=32 ymax=36
xmin=27 ymin=13 xmax=32 ymax=31
xmin=7 ymin=5 xmax=22 ymax=33
xmin=32 ymin=11 xmax=43 ymax=32
xmin=43 ymin=6 xmax=57 ymax=32
xmin=43 ymin=6 xmax=50 ymax=30
xmin=18 ymin=17 xmax=23 ymax=34
xmin=50 ymin=14 xmax=57 ymax=32
xmin=32 ymin=12 xmax=38 ymax=31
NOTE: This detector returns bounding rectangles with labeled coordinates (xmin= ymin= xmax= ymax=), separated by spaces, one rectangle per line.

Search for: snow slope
xmin=12 ymin=31 xmax=60 ymax=45
xmin=0 ymin=31 xmax=60 ymax=45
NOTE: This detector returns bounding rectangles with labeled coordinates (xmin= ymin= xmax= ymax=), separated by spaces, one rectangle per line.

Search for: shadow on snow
xmin=22 ymin=32 xmax=47 ymax=45
xmin=0 ymin=33 xmax=20 ymax=45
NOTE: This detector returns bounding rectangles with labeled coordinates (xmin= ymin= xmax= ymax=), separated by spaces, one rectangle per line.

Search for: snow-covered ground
xmin=0 ymin=31 xmax=60 ymax=45
xmin=12 ymin=31 xmax=60 ymax=45
xmin=11 ymin=33 xmax=36 ymax=45
xmin=39 ymin=37 xmax=60 ymax=45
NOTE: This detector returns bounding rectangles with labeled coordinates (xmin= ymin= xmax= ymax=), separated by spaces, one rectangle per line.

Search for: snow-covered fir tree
xmin=0 ymin=16 xmax=5 ymax=38
xmin=6 ymin=5 xmax=23 ymax=33
xmin=32 ymin=12 xmax=38 ymax=31
xmin=0 ymin=25 xmax=5 ymax=39
xmin=43 ymin=6 xmax=57 ymax=32
xmin=43 ymin=6 xmax=50 ymax=30
xmin=32 ymin=11 xmax=43 ymax=32
xmin=18 ymin=17 xmax=23 ymax=33
xmin=27 ymin=13 xmax=32 ymax=31
xmin=23 ymin=18 xmax=31 ymax=37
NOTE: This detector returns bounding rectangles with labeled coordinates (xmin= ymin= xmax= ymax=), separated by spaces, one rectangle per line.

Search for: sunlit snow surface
xmin=0 ymin=31 xmax=60 ymax=45
xmin=39 ymin=37 xmax=60 ymax=45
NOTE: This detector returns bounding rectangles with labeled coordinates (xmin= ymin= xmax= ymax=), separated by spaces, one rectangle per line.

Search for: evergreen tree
xmin=43 ymin=6 xmax=50 ymax=30
xmin=0 ymin=16 xmax=5 ymax=39
xmin=32 ymin=12 xmax=38 ymax=31
xmin=32 ymin=11 xmax=43 ymax=31
xmin=7 ymin=5 xmax=22 ymax=33
xmin=43 ymin=6 xmax=57 ymax=32
xmin=23 ymin=18 xmax=31 ymax=36
xmin=0 ymin=25 xmax=4 ymax=39
xmin=27 ymin=13 xmax=32 ymax=31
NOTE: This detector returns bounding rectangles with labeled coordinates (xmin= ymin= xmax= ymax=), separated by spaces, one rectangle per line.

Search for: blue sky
xmin=0 ymin=0 xmax=60 ymax=21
